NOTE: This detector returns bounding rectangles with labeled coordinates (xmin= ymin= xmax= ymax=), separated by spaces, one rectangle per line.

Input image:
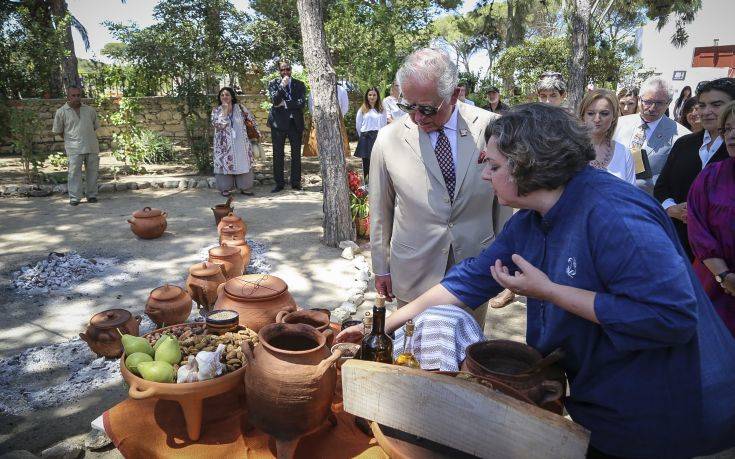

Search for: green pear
xmin=137 ymin=360 xmax=175 ymax=383
xmin=125 ymin=352 xmax=153 ymax=376
xmin=153 ymin=333 xmax=176 ymax=352
xmin=154 ymin=335 xmax=182 ymax=365
xmin=118 ymin=330 xmax=154 ymax=357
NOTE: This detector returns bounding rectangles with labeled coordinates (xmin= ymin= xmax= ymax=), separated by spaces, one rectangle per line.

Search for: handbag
xmin=239 ymin=105 xmax=260 ymax=140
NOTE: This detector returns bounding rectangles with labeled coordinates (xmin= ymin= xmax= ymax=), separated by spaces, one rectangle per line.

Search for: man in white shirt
xmin=457 ymin=82 xmax=475 ymax=106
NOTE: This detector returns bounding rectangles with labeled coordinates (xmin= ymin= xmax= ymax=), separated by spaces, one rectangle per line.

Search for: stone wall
xmin=1 ymin=94 xmax=270 ymax=154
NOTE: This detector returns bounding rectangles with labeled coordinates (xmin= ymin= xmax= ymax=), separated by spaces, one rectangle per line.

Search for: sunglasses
xmin=396 ymin=98 xmax=445 ymax=116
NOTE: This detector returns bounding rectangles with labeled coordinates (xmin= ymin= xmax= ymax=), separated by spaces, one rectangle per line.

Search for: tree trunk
xmin=296 ymin=0 xmax=352 ymax=247
xmin=567 ymin=0 xmax=591 ymax=112
xmin=50 ymin=0 xmax=81 ymax=91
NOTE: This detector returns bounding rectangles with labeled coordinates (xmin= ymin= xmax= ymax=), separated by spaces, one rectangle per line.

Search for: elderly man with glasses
xmin=369 ymin=48 xmax=514 ymax=326
xmin=613 ymin=76 xmax=691 ymax=195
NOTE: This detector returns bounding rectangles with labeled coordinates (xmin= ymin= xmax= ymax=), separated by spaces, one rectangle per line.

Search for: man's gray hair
xmin=536 ymin=76 xmax=566 ymax=94
xmin=396 ymin=48 xmax=458 ymax=101
xmin=639 ymin=76 xmax=673 ymax=102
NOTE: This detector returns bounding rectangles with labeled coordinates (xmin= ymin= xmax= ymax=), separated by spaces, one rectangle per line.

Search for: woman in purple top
xmin=688 ymin=101 xmax=735 ymax=336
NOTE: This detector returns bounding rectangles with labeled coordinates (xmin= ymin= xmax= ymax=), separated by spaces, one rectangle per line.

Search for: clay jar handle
xmin=134 ymin=315 xmax=142 ymax=325
xmin=161 ymin=211 xmax=167 ymax=218
xmin=275 ymin=310 xmax=290 ymax=323
xmin=538 ymin=380 xmax=564 ymax=405
xmin=79 ymin=332 xmax=90 ymax=344
xmin=129 ymin=382 xmax=157 ymax=400
xmin=315 ymin=348 xmax=343 ymax=378
xmin=143 ymin=206 xmax=152 ymax=211
xmin=242 ymin=342 xmax=255 ymax=364
xmin=225 ymin=195 xmax=233 ymax=208
xmin=126 ymin=219 xmax=134 ymax=225
xmin=322 ymin=327 xmax=334 ymax=342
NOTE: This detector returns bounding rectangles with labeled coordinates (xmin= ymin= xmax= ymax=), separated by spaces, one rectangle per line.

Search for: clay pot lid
xmin=223 ymin=274 xmax=288 ymax=300
xmin=220 ymin=224 xmax=241 ymax=233
xmin=209 ymin=243 xmax=240 ymax=257
xmin=132 ymin=206 xmax=164 ymax=218
xmin=189 ymin=261 xmax=222 ymax=277
xmin=90 ymin=308 xmax=132 ymax=329
xmin=221 ymin=212 xmax=242 ymax=224
xmin=149 ymin=284 xmax=184 ymax=302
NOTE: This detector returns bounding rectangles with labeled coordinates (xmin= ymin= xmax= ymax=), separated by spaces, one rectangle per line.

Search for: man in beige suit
xmin=370 ymin=48 xmax=511 ymax=325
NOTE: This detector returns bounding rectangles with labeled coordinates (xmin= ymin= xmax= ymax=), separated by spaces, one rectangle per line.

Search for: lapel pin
xmin=459 ymin=129 xmax=469 ymax=137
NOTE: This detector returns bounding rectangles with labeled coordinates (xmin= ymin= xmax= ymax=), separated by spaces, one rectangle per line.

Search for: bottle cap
xmin=405 ymin=320 xmax=415 ymax=334
xmin=375 ymin=295 xmax=386 ymax=307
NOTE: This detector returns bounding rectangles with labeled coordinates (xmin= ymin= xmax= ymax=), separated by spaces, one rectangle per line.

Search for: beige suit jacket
xmin=369 ymin=102 xmax=509 ymax=302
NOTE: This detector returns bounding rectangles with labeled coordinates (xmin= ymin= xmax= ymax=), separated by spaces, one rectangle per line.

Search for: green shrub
xmin=134 ymin=130 xmax=175 ymax=164
xmin=44 ymin=152 xmax=68 ymax=170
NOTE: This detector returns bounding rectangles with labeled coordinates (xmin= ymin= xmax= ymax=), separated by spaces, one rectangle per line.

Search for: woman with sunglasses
xmin=355 ymin=87 xmax=387 ymax=181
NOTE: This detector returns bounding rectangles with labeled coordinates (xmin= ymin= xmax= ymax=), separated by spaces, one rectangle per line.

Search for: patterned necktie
xmin=435 ymin=129 xmax=456 ymax=202
xmin=630 ymin=120 xmax=649 ymax=149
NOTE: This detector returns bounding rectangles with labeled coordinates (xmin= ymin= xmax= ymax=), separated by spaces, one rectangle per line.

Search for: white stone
xmin=138 ymin=182 xmax=151 ymax=189
xmin=207 ymin=177 xmax=216 ymax=187
xmin=40 ymin=439 xmax=83 ymax=459
xmin=340 ymin=247 xmax=354 ymax=260
xmin=178 ymin=180 xmax=188 ymax=189
xmin=340 ymin=301 xmax=358 ymax=314
xmin=197 ymin=179 xmax=209 ymax=188
xmin=330 ymin=308 xmax=351 ymax=324
xmin=339 ymin=240 xmax=361 ymax=252
xmin=98 ymin=183 xmax=115 ymax=193
xmin=354 ymin=270 xmax=371 ymax=282
xmin=346 ymin=291 xmax=364 ymax=306
xmin=164 ymin=181 xmax=179 ymax=189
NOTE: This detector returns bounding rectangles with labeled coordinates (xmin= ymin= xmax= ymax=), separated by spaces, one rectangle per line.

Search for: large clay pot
xmin=127 ymin=206 xmax=167 ymax=239
xmin=214 ymin=274 xmax=297 ymax=332
xmin=211 ymin=196 xmax=234 ymax=227
xmin=461 ymin=340 xmax=566 ymax=414
xmin=208 ymin=243 xmax=244 ymax=280
xmin=276 ymin=309 xmax=333 ymax=347
xmin=79 ymin=309 xmax=142 ymax=358
xmin=186 ymin=261 xmax=227 ymax=311
xmin=220 ymin=236 xmax=252 ymax=268
xmin=243 ymin=323 xmax=342 ymax=459
xmin=120 ymin=323 xmax=247 ymax=441
xmin=217 ymin=212 xmax=246 ymax=242
xmin=145 ymin=284 xmax=193 ymax=327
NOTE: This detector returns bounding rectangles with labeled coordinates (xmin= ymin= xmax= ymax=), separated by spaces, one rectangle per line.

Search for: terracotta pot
xmin=208 ymin=243 xmax=244 ymax=280
xmin=205 ymin=309 xmax=240 ymax=335
xmin=355 ymin=216 xmax=370 ymax=239
xmin=217 ymin=212 xmax=247 ymax=242
xmin=220 ymin=236 xmax=252 ymax=267
xmin=186 ymin=261 xmax=227 ymax=311
xmin=79 ymin=309 xmax=142 ymax=358
xmin=243 ymin=323 xmax=342 ymax=458
xmin=461 ymin=340 xmax=566 ymax=414
xmin=276 ymin=309 xmax=334 ymax=347
xmin=211 ymin=196 xmax=234 ymax=227
xmin=145 ymin=284 xmax=193 ymax=327
xmin=127 ymin=206 xmax=167 ymax=239
xmin=214 ymin=274 xmax=297 ymax=331
xmin=120 ymin=323 xmax=247 ymax=441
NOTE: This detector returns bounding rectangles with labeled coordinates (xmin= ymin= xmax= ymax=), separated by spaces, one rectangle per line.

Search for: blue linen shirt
xmin=441 ymin=167 xmax=735 ymax=458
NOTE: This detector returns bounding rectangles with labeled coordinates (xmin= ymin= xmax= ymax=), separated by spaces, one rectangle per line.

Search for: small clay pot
xmin=217 ymin=212 xmax=246 ymax=242
xmin=186 ymin=262 xmax=228 ymax=311
xmin=211 ymin=196 xmax=234 ymax=227
xmin=214 ymin=274 xmax=297 ymax=332
xmin=80 ymin=309 xmax=142 ymax=358
xmin=208 ymin=243 xmax=244 ymax=280
xmin=127 ymin=206 xmax=167 ymax=239
xmin=276 ymin=309 xmax=334 ymax=347
xmin=145 ymin=284 xmax=192 ymax=327
xmin=205 ymin=309 xmax=240 ymax=335
xmin=243 ymin=323 xmax=342 ymax=458
xmin=220 ymin=236 xmax=251 ymax=267
xmin=355 ymin=216 xmax=370 ymax=239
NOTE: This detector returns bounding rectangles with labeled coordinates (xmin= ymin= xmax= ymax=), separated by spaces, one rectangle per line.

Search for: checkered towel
xmin=392 ymin=304 xmax=485 ymax=371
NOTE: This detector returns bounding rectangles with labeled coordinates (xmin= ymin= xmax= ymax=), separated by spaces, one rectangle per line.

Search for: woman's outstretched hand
xmin=335 ymin=325 xmax=364 ymax=345
xmin=490 ymin=254 xmax=555 ymax=301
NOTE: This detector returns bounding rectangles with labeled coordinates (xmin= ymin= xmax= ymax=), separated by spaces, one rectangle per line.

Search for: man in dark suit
xmin=654 ymin=78 xmax=735 ymax=260
xmin=267 ymin=61 xmax=307 ymax=192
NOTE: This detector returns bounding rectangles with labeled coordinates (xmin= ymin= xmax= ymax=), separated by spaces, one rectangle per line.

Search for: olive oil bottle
xmin=359 ymin=296 xmax=393 ymax=363
xmin=394 ymin=320 xmax=420 ymax=368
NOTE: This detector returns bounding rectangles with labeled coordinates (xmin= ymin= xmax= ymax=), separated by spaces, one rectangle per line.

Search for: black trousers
xmin=271 ymin=119 xmax=303 ymax=187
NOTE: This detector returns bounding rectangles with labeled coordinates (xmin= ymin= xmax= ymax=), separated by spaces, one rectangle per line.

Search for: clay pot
xmin=211 ymin=196 xmax=234 ymax=226
xmin=217 ymin=212 xmax=246 ymax=242
xmin=461 ymin=340 xmax=566 ymax=414
xmin=80 ymin=309 xmax=142 ymax=358
xmin=186 ymin=262 xmax=227 ymax=311
xmin=127 ymin=206 xmax=167 ymax=239
xmin=220 ymin=236 xmax=252 ymax=267
xmin=120 ymin=323 xmax=247 ymax=441
xmin=145 ymin=284 xmax=193 ymax=327
xmin=208 ymin=243 xmax=244 ymax=280
xmin=214 ymin=274 xmax=297 ymax=332
xmin=205 ymin=309 xmax=240 ymax=335
xmin=243 ymin=323 xmax=342 ymax=458
xmin=355 ymin=216 xmax=370 ymax=239
xmin=276 ymin=309 xmax=334 ymax=347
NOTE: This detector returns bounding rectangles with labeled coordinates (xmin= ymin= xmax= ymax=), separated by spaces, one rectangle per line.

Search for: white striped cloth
xmin=393 ymin=304 xmax=486 ymax=371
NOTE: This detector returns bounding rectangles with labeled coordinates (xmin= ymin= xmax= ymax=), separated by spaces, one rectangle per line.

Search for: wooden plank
xmin=341 ymin=360 xmax=589 ymax=459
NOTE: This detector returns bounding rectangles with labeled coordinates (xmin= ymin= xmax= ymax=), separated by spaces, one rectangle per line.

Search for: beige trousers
xmin=67 ymin=153 xmax=99 ymax=202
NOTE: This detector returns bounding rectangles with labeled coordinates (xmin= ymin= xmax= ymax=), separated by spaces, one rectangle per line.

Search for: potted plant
xmin=348 ymin=170 xmax=369 ymax=239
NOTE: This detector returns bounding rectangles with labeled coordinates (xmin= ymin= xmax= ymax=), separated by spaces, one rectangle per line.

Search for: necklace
xmin=590 ymin=140 xmax=613 ymax=169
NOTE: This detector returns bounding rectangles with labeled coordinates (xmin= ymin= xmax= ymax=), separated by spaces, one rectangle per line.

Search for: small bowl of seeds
xmin=205 ymin=309 xmax=240 ymax=335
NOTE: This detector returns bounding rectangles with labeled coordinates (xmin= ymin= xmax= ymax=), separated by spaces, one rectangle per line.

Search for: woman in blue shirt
xmin=338 ymin=104 xmax=735 ymax=458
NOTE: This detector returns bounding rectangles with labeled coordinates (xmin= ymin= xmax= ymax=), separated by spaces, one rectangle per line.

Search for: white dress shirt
xmin=355 ymin=107 xmax=387 ymax=133
xmin=428 ymin=105 xmax=459 ymax=166
xmin=460 ymin=99 xmax=475 ymax=106
xmin=607 ymin=141 xmax=636 ymax=185
xmin=383 ymin=96 xmax=404 ymax=121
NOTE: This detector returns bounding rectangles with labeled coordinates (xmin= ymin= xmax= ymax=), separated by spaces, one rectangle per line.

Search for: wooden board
xmin=341 ymin=360 xmax=589 ymax=459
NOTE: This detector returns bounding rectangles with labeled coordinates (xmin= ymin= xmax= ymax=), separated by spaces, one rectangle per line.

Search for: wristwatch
xmin=715 ymin=271 xmax=732 ymax=283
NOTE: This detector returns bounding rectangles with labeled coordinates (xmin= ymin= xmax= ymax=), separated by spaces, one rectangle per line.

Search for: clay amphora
xmin=79 ymin=309 xmax=142 ymax=358
xmin=211 ymin=196 xmax=234 ymax=227
xmin=217 ymin=212 xmax=246 ymax=242
xmin=145 ymin=284 xmax=193 ymax=327
xmin=220 ymin=236 xmax=252 ymax=267
xmin=243 ymin=323 xmax=342 ymax=459
xmin=208 ymin=243 xmax=244 ymax=280
xmin=276 ymin=309 xmax=334 ymax=347
xmin=214 ymin=274 xmax=297 ymax=331
xmin=127 ymin=206 xmax=167 ymax=239
xmin=186 ymin=261 xmax=227 ymax=311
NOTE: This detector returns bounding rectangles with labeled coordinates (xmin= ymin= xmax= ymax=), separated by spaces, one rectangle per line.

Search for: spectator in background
xmin=355 ymin=87 xmax=387 ymax=181
xmin=52 ymin=86 xmax=100 ymax=206
xmin=457 ymin=82 xmax=475 ymax=106
xmin=654 ymin=78 xmax=734 ymax=260
xmin=383 ymin=81 xmax=405 ymax=123
xmin=673 ymin=85 xmax=692 ymax=121
xmin=617 ymin=87 xmax=639 ymax=116
xmin=687 ymin=100 xmax=735 ymax=336
xmin=679 ymin=96 xmax=703 ymax=133
xmin=536 ymin=71 xmax=567 ymax=107
xmin=613 ymin=76 xmax=690 ymax=194
xmin=303 ymin=82 xmax=350 ymax=158
xmin=482 ymin=86 xmax=509 ymax=114
xmin=579 ymin=89 xmax=636 ymax=184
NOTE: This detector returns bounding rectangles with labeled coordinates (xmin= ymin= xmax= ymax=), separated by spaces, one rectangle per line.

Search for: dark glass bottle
xmin=359 ymin=296 xmax=393 ymax=363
